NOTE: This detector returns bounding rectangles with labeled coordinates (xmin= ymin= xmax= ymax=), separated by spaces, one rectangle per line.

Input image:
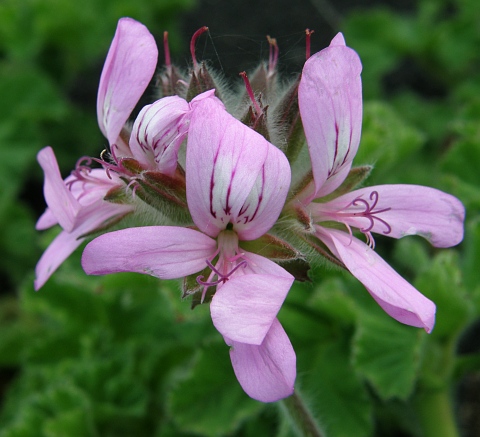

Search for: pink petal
xmin=37 ymin=147 xmax=80 ymax=232
xmin=227 ymin=319 xmax=296 ymax=402
xmin=129 ymin=96 xmax=191 ymax=174
xmin=186 ymin=96 xmax=290 ymax=239
xmin=316 ymin=227 xmax=436 ymax=332
xmin=66 ymin=169 xmax=124 ymax=206
xmin=97 ymin=18 xmax=158 ymax=149
xmin=312 ymin=185 xmax=465 ymax=247
xmin=299 ymin=33 xmax=362 ymax=199
xmin=82 ymin=226 xmax=216 ymax=278
xmin=35 ymin=229 xmax=84 ymax=290
xmin=234 ymin=143 xmax=291 ymax=241
xmin=35 ymin=202 xmax=132 ymax=290
xmin=210 ymin=253 xmax=294 ymax=345
xmin=36 ymin=208 xmax=58 ymax=230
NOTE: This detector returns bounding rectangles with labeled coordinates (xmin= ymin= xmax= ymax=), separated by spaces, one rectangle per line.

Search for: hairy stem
xmin=414 ymin=387 xmax=460 ymax=437
xmin=280 ymin=390 xmax=324 ymax=437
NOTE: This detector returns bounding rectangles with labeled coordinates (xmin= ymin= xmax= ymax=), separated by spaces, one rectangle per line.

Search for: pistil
xmin=190 ymin=26 xmax=209 ymax=72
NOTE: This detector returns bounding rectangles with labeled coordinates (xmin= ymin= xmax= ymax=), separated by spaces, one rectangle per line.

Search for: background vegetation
xmin=0 ymin=0 xmax=478 ymax=436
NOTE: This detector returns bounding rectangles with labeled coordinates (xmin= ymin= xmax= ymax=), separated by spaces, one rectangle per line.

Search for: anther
xmin=163 ymin=31 xmax=171 ymax=69
xmin=266 ymin=35 xmax=279 ymax=76
xmin=305 ymin=29 xmax=314 ymax=60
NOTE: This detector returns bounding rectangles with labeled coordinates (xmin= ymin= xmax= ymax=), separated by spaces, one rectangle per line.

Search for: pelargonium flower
xmin=34 ymin=18 xmax=157 ymax=290
xmin=81 ymin=95 xmax=296 ymax=402
xmin=294 ymin=33 xmax=465 ymax=332
xmin=34 ymin=147 xmax=133 ymax=290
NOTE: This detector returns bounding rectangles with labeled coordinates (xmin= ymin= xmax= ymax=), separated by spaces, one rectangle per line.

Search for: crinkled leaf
xmin=168 ymin=340 xmax=263 ymax=436
xmin=415 ymin=251 xmax=473 ymax=339
xmin=356 ymin=101 xmax=425 ymax=179
xmin=353 ymin=309 xmax=426 ymax=400
xmin=301 ymin=340 xmax=373 ymax=437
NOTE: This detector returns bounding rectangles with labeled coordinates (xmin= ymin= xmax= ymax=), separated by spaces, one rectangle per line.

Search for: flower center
xmin=310 ymin=190 xmax=392 ymax=248
xmin=195 ymin=230 xmax=247 ymax=301
xmin=343 ymin=191 xmax=392 ymax=234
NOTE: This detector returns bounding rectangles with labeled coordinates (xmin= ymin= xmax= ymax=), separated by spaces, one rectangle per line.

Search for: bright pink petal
xmin=311 ymin=185 xmax=465 ymax=248
xmin=186 ymin=96 xmax=290 ymax=239
xmin=97 ymin=18 xmax=158 ymax=149
xmin=37 ymin=147 xmax=80 ymax=232
xmin=129 ymin=96 xmax=190 ymax=174
xmin=227 ymin=319 xmax=296 ymax=402
xmin=82 ymin=226 xmax=216 ymax=278
xmin=210 ymin=253 xmax=294 ymax=345
xmin=299 ymin=33 xmax=362 ymax=199
xmin=316 ymin=227 xmax=436 ymax=332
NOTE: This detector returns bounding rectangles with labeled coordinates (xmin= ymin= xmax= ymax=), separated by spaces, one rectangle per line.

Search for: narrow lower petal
xmin=35 ymin=230 xmax=84 ymax=290
xmin=37 ymin=147 xmax=80 ymax=232
xmin=312 ymin=185 xmax=465 ymax=247
xmin=227 ymin=319 xmax=296 ymax=402
xmin=316 ymin=227 xmax=436 ymax=332
xmin=82 ymin=226 xmax=216 ymax=279
xmin=35 ymin=202 xmax=133 ymax=290
xmin=298 ymin=33 xmax=362 ymax=199
xmin=97 ymin=18 xmax=158 ymax=148
xmin=210 ymin=254 xmax=294 ymax=345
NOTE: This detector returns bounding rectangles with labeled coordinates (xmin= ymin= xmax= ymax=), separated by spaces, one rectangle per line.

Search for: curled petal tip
xmin=330 ymin=32 xmax=346 ymax=47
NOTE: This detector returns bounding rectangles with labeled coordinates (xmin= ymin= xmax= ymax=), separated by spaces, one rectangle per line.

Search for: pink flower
xmin=296 ymin=33 xmax=465 ymax=332
xmin=82 ymin=96 xmax=296 ymax=402
xmin=35 ymin=18 xmax=156 ymax=289
xmin=34 ymin=147 xmax=133 ymax=290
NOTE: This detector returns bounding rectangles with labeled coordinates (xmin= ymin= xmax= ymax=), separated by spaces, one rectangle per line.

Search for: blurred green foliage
xmin=0 ymin=0 xmax=479 ymax=436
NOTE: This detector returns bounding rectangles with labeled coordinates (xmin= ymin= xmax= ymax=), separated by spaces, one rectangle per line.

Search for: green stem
xmin=414 ymin=388 xmax=460 ymax=437
xmin=280 ymin=390 xmax=324 ymax=437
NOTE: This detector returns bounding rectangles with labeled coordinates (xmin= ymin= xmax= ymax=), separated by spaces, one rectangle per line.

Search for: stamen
xmin=125 ymin=178 xmax=140 ymax=198
xmin=305 ymin=29 xmax=314 ymax=60
xmin=239 ymin=71 xmax=262 ymax=117
xmin=197 ymin=254 xmax=247 ymax=287
xmin=190 ymin=26 xmax=209 ymax=71
xmin=350 ymin=191 xmax=392 ymax=234
xmin=266 ymin=35 xmax=279 ymax=76
xmin=163 ymin=31 xmax=171 ymax=69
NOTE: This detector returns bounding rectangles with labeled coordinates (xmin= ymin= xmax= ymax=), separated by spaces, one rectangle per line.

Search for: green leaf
xmin=353 ymin=310 xmax=426 ymax=400
xmin=168 ymin=340 xmax=263 ymax=436
xmin=462 ymin=218 xmax=480 ymax=308
xmin=300 ymin=340 xmax=373 ymax=437
xmin=415 ymin=251 xmax=473 ymax=339
xmin=355 ymin=101 xmax=425 ymax=180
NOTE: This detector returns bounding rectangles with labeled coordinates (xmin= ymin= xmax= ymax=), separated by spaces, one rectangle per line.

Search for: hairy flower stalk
xmin=35 ymin=17 xmax=465 ymax=404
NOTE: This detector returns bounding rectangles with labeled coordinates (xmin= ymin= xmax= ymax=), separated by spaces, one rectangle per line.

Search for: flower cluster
xmin=35 ymin=18 xmax=465 ymax=402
